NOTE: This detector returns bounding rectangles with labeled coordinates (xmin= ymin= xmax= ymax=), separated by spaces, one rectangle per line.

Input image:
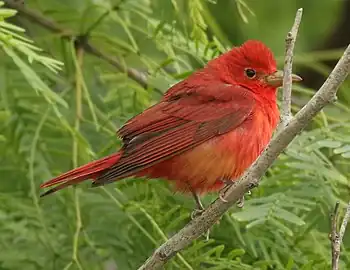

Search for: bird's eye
xmin=245 ymin=68 xmax=256 ymax=79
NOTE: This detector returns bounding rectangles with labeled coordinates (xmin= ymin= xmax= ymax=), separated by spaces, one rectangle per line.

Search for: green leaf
xmin=269 ymin=218 xmax=294 ymax=236
xmin=2 ymin=45 xmax=68 ymax=108
xmin=227 ymin=249 xmax=245 ymax=260
xmin=305 ymin=140 xmax=342 ymax=151
xmin=334 ymin=144 xmax=350 ymax=154
xmin=246 ymin=218 xmax=266 ymax=229
xmin=341 ymin=152 xmax=350 ymax=158
xmin=273 ymin=207 xmax=305 ymax=226
xmin=231 ymin=205 xmax=270 ymax=222
xmin=285 ymin=256 xmax=295 ymax=270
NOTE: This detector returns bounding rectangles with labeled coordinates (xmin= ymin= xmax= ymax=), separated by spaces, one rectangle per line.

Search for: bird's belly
xmin=142 ymin=119 xmax=273 ymax=194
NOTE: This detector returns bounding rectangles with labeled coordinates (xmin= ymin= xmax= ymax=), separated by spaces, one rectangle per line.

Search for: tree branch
xmin=4 ymin=0 xmax=153 ymax=90
xmin=138 ymin=13 xmax=350 ymax=270
xmin=331 ymin=201 xmax=350 ymax=270
xmin=339 ymin=203 xmax=350 ymax=247
xmin=331 ymin=202 xmax=340 ymax=269
xmin=280 ymin=8 xmax=303 ymax=127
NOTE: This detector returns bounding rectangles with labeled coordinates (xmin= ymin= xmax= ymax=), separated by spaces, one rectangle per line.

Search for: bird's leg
xmin=190 ymin=188 xmax=205 ymax=219
xmin=188 ymin=185 xmax=211 ymax=240
xmin=192 ymin=191 xmax=204 ymax=211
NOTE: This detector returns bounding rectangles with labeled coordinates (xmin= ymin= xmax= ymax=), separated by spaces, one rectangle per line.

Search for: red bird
xmin=40 ymin=40 xmax=301 ymax=206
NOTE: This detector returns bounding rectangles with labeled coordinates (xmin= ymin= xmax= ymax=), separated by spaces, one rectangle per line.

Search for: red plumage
xmin=40 ymin=40 xmax=296 ymax=197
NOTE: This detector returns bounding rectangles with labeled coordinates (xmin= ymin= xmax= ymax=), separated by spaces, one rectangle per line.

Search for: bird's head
xmin=209 ymin=40 xmax=302 ymax=95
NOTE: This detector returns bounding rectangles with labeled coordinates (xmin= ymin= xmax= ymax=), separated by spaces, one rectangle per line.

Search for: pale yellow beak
xmin=265 ymin=70 xmax=302 ymax=87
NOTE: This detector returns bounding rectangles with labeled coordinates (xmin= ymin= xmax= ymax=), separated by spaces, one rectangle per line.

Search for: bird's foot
xmin=219 ymin=181 xmax=252 ymax=207
xmin=192 ymin=208 xmax=211 ymax=241
xmin=191 ymin=207 xmax=205 ymax=219
xmin=237 ymin=196 xmax=245 ymax=208
xmin=190 ymin=206 xmax=211 ymax=241
xmin=219 ymin=181 xmax=235 ymax=203
xmin=237 ymin=190 xmax=251 ymax=208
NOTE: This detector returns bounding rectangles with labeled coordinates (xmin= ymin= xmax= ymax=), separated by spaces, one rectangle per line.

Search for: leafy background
xmin=0 ymin=0 xmax=350 ymax=269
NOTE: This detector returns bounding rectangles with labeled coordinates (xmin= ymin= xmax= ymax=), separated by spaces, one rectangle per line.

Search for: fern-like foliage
xmin=0 ymin=0 xmax=349 ymax=269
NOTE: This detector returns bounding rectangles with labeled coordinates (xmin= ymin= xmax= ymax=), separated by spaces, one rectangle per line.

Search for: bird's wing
xmin=94 ymin=82 xmax=255 ymax=184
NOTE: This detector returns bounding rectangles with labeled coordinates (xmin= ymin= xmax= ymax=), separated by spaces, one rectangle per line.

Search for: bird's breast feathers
xmin=143 ymin=105 xmax=279 ymax=193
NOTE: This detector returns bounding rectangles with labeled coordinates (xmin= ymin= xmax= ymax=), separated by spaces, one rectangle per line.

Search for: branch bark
xmin=331 ymin=202 xmax=340 ymax=269
xmin=138 ymin=12 xmax=350 ymax=270
xmin=4 ymin=0 xmax=152 ymax=90
xmin=281 ymin=8 xmax=303 ymax=127
xmin=331 ymin=201 xmax=350 ymax=270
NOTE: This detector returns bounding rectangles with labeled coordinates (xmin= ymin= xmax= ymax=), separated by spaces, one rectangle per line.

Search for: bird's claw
xmin=237 ymin=196 xmax=245 ymax=208
xmin=219 ymin=191 xmax=228 ymax=203
xmin=219 ymin=180 xmax=253 ymax=207
xmin=204 ymin=230 xmax=210 ymax=241
xmin=237 ymin=189 xmax=252 ymax=208
xmin=219 ymin=181 xmax=234 ymax=203
xmin=191 ymin=208 xmax=205 ymax=219
xmin=189 ymin=198 xmax=211 ymax=240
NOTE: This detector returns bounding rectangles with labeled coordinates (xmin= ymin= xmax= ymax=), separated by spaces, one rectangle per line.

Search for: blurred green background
xmin=0 ymin=0 xmax=350 ymax=269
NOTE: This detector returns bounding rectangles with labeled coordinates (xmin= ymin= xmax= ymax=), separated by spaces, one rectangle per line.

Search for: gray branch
xmin=280 ymin=8 xmax=303 ymax=127
xmin=331 ymin=201 xmax=350 ymax=270
xmin=138 ymin=11 xmax=350 ymax=270
xmin=339 ymin=203 xmax=350 ymax=245
xmin=331 ymin=202 xmax=340 ymax=269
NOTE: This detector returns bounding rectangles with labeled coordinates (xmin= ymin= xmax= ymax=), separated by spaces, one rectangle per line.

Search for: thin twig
xmin=138 ymin=24 xmax=350 ymax=270
xmin=83 ymin=0 xmax=126 ymax=37
xmin=3 ymin=0 xmax=154 ymax=91
xmin=84 ymin=44 xmax=149 ymax=89
xmin=331 ymin=201 xmax=350 ymax=270
xmin=331 ymin=202 xmax=340 ymax=270
xmin=280 ymin=8 xmax=303 ymax=124
xmin=280 ymin=8 xmax=303 ymax=127
xmin=339 ymin=203 xmax=350 ymax=245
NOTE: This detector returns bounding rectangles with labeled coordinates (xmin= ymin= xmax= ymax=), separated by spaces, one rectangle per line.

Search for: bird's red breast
xmin=140 ymin=94 xmax=279 ymax=194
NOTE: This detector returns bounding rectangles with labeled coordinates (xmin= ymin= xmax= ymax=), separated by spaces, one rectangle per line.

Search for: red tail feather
xmin=40 ymin=153 xmax=122 ymax=197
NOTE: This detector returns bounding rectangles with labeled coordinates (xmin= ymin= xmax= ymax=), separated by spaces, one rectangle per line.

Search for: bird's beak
xmin=265 ymin=70 xmax=302 ymax=87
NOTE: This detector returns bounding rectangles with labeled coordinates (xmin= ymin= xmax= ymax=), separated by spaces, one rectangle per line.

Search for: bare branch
xmin=339 ymin=203 xmax=350 ymax=244
xmin=280 ymin=8 xmax=303 ymax=127
xmin=331 ymin=202 xmax=340 ymax=270
xmin=331 ymin=201 xmax=350 ymax=270
xmin=83 ymin=44 xmax=148 ymax=89
xmin=3 ymin=0 xmax=155 ymax=91
xmin=138 ymin=30 xmax=350 ymax=270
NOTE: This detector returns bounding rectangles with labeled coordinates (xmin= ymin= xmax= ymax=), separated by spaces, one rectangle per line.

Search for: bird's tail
xmin=40 ymin=153 xmax=122 ymax=197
